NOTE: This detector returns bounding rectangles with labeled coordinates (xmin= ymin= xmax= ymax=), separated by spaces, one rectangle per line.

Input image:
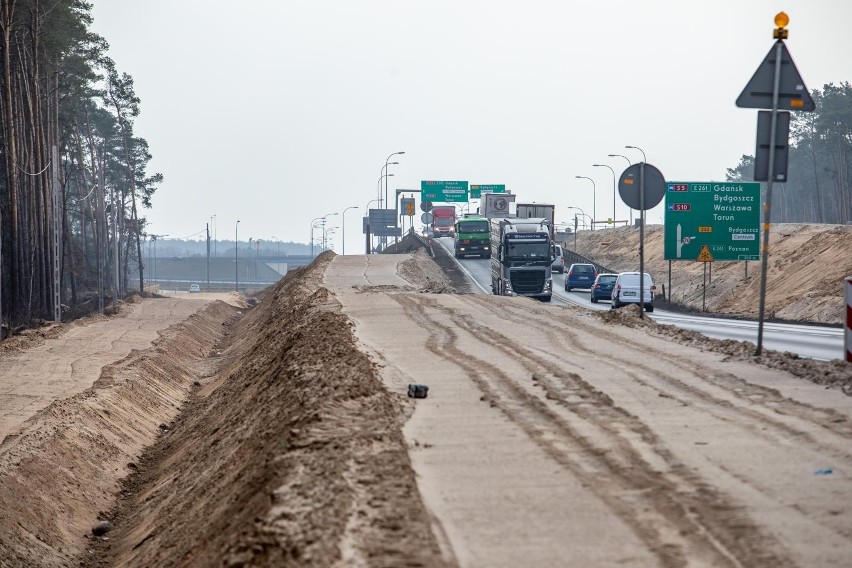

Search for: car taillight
xmin=568 ymin=271 xmax=573 ymax=277
xmin=595 ymin=284 xmax=600 ymax=289
xmin=616 ymin=284 xmax=621 ymax=291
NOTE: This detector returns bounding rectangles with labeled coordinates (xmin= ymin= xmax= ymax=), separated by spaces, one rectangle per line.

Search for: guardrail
xmin=560 ymin=245 xmax=617 ymax=275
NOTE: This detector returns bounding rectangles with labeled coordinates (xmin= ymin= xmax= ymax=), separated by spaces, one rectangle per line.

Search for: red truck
xmin=431 ymin=206 xmax=457 ymax=237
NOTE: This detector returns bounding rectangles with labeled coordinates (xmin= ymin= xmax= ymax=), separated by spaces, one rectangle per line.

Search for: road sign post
xmin=737 ymin=12 xmax=815 ymax=355
xmin=619 ymin=163 xmax=666 ymax=320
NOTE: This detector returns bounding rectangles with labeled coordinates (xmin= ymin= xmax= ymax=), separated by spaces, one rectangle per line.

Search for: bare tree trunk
xmin=0 ymin=0 xmax=20 ymax=323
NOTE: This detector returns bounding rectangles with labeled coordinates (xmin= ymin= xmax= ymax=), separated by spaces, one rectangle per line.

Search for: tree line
xmin=0 ymin=0 xmax=160 ymax=329
xmin=727 ymin=82 xmax=852 ymax=225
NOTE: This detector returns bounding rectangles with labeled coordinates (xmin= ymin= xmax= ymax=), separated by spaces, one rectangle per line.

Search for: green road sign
xmin=421 ymin=180 xmax=468 ymax=203
xmin=664 ymin=182 xmax=761 ymax=261
xmin=469 ymin=184 xmax=505 ymax=199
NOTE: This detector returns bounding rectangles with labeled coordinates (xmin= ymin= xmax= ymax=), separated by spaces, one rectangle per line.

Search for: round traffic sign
xmin=420 ymin=200 xmax=433 ymax=213
xmin=421 ymin=212 xmax=433 ymax=224
xmin=618 ymin=163 xmax=666 ymax=210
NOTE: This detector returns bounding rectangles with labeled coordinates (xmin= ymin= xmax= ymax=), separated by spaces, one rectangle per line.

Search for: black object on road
xmin=407 ymin=384 xmax=429 ymax=398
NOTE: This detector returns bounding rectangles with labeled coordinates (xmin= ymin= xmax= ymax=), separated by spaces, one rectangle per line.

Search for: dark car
xmin=564 ymin=263 xmax=597 ymax=291
xmin=590 ymin=273 xmax=617 ymax=303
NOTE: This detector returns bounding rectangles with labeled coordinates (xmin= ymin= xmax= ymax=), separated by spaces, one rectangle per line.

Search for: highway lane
xmin=435 ymin=237 xmax=844 ymax=361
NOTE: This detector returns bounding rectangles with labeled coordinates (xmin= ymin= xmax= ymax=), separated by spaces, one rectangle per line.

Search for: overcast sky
xmin=89 ymin=1 xmax=850 ymax=251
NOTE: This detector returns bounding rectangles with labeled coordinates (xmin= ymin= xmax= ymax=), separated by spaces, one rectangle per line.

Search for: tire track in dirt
xmin=394 ymin=294 xmax=794 ymax=568
xmin=465 ymin=296 xmax=852 ymax=453
xmin=460 ymin=295 xmax=852 ymax=548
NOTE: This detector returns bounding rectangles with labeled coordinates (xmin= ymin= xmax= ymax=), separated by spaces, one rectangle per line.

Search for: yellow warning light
xmin=773 ymin=11 xmax=790 ymax=38
xmin=791 ymin=99 xmax=804 ymax=108
xmin=625 ymin=178 xmax=634 ymax=185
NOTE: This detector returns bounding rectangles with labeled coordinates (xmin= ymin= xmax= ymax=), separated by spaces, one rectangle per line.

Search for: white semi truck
xmin=489 ymin=217 xmax=553 ymax=302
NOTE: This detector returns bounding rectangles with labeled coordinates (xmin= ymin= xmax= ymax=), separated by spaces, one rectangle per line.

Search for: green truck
xmin=454 ymin=215 xmax=491 ymax=258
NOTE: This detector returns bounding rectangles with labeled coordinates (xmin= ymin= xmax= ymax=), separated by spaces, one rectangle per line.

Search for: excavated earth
xmin=0 ymin=234 xmax=850 ymax=567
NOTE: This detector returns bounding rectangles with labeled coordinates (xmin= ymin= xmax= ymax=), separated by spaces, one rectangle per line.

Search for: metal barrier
xmin=560 ymin=245 xmax=617 ymax=275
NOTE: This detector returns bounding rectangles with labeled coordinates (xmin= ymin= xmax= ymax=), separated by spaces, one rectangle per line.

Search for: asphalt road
xmin=435 ymin=238 xmax=844 ymax=361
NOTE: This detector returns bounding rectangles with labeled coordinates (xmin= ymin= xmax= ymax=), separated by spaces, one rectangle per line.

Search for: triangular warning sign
xmin=697 ymin=245 xmax=714 ymax=262
xmin=736 ymin=41 xmax=815 ymax=111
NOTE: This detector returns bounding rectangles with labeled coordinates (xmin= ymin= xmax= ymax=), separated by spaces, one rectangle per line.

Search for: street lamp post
xmin=364 ymin=198 xmax=382 ymax=254
xmin=575 ymin=176 xmax=596 ymax=230
xmin=235 ymin=220 xmax=240 ymax=292
xmin=625 ymin=145 xmax=646 ymax=163
xmin=309 ymin=215 xmax=325 ymax=256
xmin=608 ymin=153 xmax=631 ymax=168
xmin=324 ymin=227 xmax=338 ymax=251
xmin=608 ymin=155 xmax=632 ymax=226
xmin=593 ymin=163 xmax=616 ymax=227
xmin=384 ymin=151 xmax=405 ymax=210
xmin=566 ymin=206 xmax=591 ymax=229
xmin=318 ymin=213 xmax=338 ymax=255
xmin=271 ymin=236 xmax=281 ymax=271
xmin=566 ymin=206 xmax=591 ymax=250
xmin=341 ymin=205 xmax=359 ymax=255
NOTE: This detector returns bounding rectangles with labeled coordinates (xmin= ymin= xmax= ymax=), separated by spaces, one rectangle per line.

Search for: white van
xmin=612 ymin=272 xmax=654 ymax=312
xmin=550 ymin=245 xmax=564 ymax=273
xmin=189 ymin=283 xmax=201 ymax=293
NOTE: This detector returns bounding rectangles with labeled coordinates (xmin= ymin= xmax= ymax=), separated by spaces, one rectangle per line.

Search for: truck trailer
xmin=490 ymin=217 xmax=553 ymax=302
xmin=516 ymin=203 xmax=555 ymax=241
xmin=479 ymin=192 xmax=516 ymax=219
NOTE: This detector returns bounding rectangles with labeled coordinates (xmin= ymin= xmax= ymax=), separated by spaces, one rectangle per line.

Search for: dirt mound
xmin=593 ymin=307 xmax=852 ymax=395
xmin=83 ymin=251 xmax=448 ymax=567
xmin=569 ymin=223 xmax=852 ymax=324
xmin=382 ymin=232 xmax=430 ymax=254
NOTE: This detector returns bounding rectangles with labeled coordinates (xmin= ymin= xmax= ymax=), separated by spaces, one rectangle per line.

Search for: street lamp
xmin=380 ymin=161 xmax=399 ymax=200
xmin=271 ymin=236 xmax=281 ymax=271
xmin=566 ymin=206 xmax=591 ymax=250
xmin=319 ymin=213 xmax=338 ymax=254
xmin=566 ymin=206 xmax=591 ymax=229
xmin=324 ymin=227 xmax=338 ymax=251
xmin=235 ymin=220 xmax=240 ymax=292
xmin=341 ymin=205 xmax=359 ymax=255
xmin=575 ymin=176 xmax=596 ymax=231
xmin=379 ymin=173 xmax=394 ymax=202
xmin=593 ymin=163 xmax=616 ymax=227
xmin=309 ymin=215 xmax=325 ymax=256
xmin=608 ymin=153 xmax=631 ymax=168
xmin=625 ymin=145 xmax=646 ymax=163
xmin=384 ymin=151 xmax=405 ymax=210
xmin=364 ymin=198 xmax=383 ymax=254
